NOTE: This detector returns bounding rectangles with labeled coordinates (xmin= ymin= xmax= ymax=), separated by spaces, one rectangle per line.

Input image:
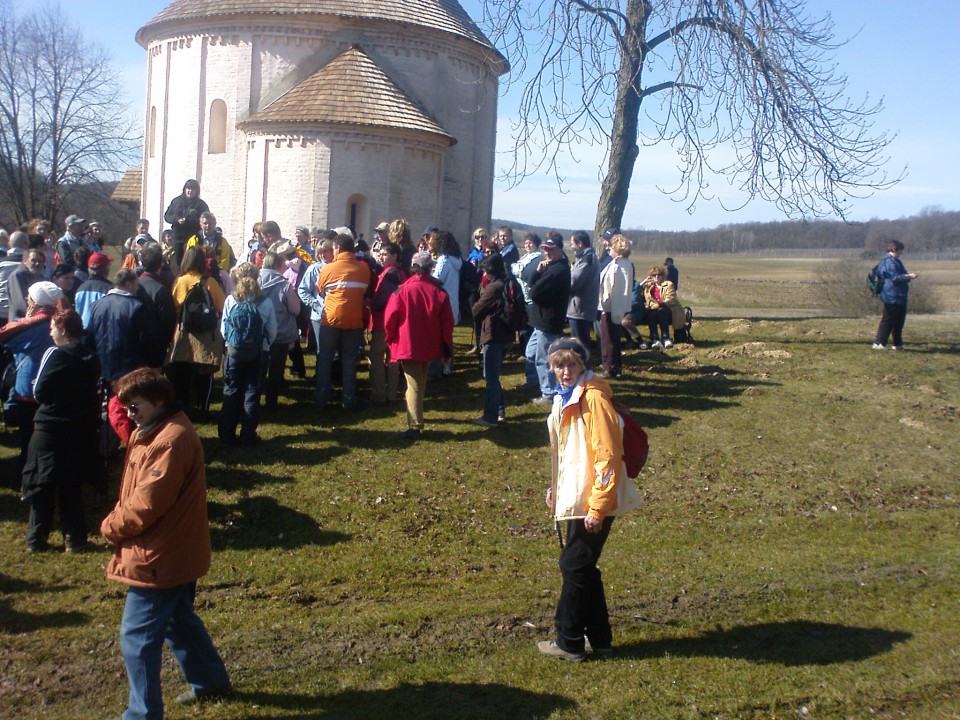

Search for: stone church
xmin=131 ymin=0 xmax=507 ymax=252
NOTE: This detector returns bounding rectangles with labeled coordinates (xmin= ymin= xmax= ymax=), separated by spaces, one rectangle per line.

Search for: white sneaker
xmin=663 ymin=339 xmax=674 ymax=348
xmin=872 ymin=343 xmax=885 ymax=350
xmin=650 ymin=340 xmax=663 ymax=349
xmin=638 ymin=342 xmax=649 ymax=350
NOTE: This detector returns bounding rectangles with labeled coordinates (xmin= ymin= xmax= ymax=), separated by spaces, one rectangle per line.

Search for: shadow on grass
xmin=208 ymin=496 xmax=351 ymax=551
xmin=0 ymin=574 xmax=89 ymax=633
xmin=228 ymin=682 xmax=575 ymax=719
xmin=618 ymin=620 xmax=911 ymax=666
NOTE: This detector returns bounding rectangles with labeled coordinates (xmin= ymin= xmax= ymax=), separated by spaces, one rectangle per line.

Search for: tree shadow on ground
xmin=227 ymin=682 xmax=575 ymax=720
xmin=208 ymin=495 xmax=350 ymax=551
xmin=0 ymin=574 xmax=88 ymax=633
xmin=617 ymin=620 xmax=911 ymax=666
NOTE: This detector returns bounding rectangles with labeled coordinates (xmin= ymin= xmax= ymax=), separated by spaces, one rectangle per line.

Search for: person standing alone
xmin=872 ymin=240 xmax=918 ymax=351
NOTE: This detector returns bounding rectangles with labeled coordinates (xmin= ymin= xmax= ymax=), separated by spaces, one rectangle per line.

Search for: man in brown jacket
xmin=101 ymin=368 xmax=230 ymax=719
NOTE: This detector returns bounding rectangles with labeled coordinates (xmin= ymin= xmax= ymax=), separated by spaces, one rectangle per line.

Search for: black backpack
xmin=866 ymin=263 xmax=883 ymax=296
xmin=181 ymin=279 xmax=217 ymax=334
xmin=499 ymin=275 xmax=527 ymax=332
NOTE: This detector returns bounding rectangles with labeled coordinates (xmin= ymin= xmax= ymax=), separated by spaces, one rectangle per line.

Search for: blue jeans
xmin=218 ymin=351 xmax=262 ymax=441
xmin=120 ymin=582 xmax=229 ymax=720
xmin=482 ymin=341 xmax=511 ymax=422
xmin=526 ymin=329 xmax=561 ymax=398
xmin=315 ymin=326 xmax=364 ymax=408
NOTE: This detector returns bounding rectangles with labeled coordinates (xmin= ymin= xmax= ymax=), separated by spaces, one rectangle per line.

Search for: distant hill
xmin=493 ymin=209 xmax=960 ymax=257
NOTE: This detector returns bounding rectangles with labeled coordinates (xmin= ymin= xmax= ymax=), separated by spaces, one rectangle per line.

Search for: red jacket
xmin=384 ymin=273 xmax=453 ymax=363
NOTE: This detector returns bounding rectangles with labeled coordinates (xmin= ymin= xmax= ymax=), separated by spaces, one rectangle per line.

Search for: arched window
xmin=346 ymin=193 xmax=368 ymax=236
xmin=148 ymin=106 xmax=157 ymax=158
xmin=208 ymin=99 xmax=227 ymax=154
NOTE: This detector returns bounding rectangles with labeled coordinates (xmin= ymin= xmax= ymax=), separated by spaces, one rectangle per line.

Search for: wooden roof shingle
xmin=137 ymin=0 xmax=504 ymax=64
xmin=111 ymin=168 xmax=142 ymax=205
xmin=238 ymin=45 xmax=455 ymax=146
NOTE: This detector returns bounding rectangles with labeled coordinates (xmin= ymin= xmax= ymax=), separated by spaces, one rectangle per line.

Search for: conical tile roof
xmin=238 ymin=45 xmax=455 ymax=146
xmin=137 ymin=0 xmax=502 ymax=63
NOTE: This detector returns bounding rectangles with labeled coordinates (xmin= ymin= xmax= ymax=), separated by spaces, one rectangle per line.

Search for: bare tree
xmin=0 ymin=0 xmax=138 ymax=227
xmin=478 ymin=0 xmax=902 ymax=236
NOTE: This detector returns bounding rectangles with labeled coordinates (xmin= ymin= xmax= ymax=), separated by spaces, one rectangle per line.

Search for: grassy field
xmin=2 ymin=257 xmax=959 ymax=719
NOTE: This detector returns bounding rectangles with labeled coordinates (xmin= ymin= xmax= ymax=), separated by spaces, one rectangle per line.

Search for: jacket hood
xmin=259 ymin=268 xmax=286 ymax=290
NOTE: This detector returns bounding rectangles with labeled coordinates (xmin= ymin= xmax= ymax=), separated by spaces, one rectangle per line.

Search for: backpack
xmin=499 ymin=275 xmax=528 ymax=332
xmin=223 ymin=299 xmax=265 ymax=361
xmin=866 ymin=263 xmax=883 ymax=296
xmin=459 ymin=261 xmax=480 ymax=306
xmin=612 ymin=399 xmax=649 ymax=479
xmin=181 ymin=278 xmax=217 ymax=334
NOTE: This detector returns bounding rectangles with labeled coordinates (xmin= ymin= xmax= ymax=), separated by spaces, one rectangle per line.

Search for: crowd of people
xmin=4 ymin=187 xmax=926 ymax=715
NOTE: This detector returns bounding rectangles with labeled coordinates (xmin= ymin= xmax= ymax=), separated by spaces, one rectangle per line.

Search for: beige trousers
xmin=401 ymin=360 xmax=429 ymax=430
xmin=368 ymin=329 xmax=399 ymax=403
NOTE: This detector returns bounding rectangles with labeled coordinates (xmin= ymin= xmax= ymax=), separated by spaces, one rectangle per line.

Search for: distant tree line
xmin=496 ymin=206 xmax=960 ymax=257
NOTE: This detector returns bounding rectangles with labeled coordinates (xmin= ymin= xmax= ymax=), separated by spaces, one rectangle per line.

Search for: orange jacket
xmin=101 ymin=409 xmax=211 ymax=589
xmin=316 ymin=251 xmax=371 ymax=329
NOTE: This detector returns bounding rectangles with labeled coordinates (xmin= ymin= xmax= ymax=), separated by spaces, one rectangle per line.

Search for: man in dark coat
xmin=136 ymin=243 xmax=177 ymax=355
xmin=87 ymin=269 xmax=162 ymax=382
xmin=526 ymin=234 xmax=571 ymax=403
xmin=7 ymin=247 xmax=47 ymax=323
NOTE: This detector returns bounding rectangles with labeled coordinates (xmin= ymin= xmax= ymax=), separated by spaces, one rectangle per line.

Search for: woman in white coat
xmin=597 ymin=234 xmax=634 ymax=377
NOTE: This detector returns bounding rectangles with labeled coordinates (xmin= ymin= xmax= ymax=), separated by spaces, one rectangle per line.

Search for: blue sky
xmin=50 ymin=0 xmax=960 ymax=231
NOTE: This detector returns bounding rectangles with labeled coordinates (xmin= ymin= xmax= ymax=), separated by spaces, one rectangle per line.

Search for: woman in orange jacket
xmin=101 ymin=369 xmax=230 ymax=718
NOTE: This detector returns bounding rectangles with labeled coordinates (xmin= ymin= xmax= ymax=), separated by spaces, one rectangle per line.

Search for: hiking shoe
xmin=893 ymin=345 xmax=904 ymax=351
xmin=872 ymin=343 xmax=885 ymax=350
xmin=650 ymin=340 xmax=663 ymax=349
xmin=399 ymin=428 xmax=421 ymax=440
xmin=537 ymin=640 xmax=585 ymax=663
xmin=585 ymin=639 xmax=614 ymax=659
xmin=442 ymin=365 xmax=453 ymax=376
xmin=638 ymin=342 xmax=649 ymax=350
xmin=497 ymin=412 xmax=506 ymax=423
xmin=175 ymin=684 xmax=232 ymax=706
xmin=471 ymin=417 xmax=498 ymax=427
xmin=663 ymin=339 xmax=674 ymax=348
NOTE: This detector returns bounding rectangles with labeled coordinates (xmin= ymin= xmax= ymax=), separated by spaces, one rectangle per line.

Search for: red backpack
xmin=612 ymin=399 xmax=649 ymax=479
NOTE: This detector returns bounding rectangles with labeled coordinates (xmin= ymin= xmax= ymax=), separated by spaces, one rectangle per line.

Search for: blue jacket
xmin=75 ymin=274 xmax=113 ymax=327
xmin=297 ymin=261 xmax=326 ymax=323
xmin=0 ymin=310 xmax=55 ymax=404
xmin=87 ymin=290 xmax=162 ymax=380
xmin=877 ymin=254 xmax=911 ymax=305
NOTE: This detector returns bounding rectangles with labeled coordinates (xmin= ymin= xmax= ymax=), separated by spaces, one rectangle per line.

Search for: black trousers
xmin=555 ymin=516 xmax=614 ymax=653
xmin=647 ymin=306 xmax=672 ymax=342
xmin=875 ymin=302 xmax=907 ymax=347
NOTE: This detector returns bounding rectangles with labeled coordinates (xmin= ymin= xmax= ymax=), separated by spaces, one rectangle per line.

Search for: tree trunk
xmin=594 ymin=0 xmax=649 ymax=238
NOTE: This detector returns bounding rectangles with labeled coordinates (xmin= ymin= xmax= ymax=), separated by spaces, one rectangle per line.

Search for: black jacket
xmin=528 ymin=259 xmax=571 ymax=334
xmin=33 ymin=341 xmax=101 ymax=428
xmin=163 ymin=195 xmax=209 ymax=246
xmin=137 ymin=271 xmax=177 ymax=352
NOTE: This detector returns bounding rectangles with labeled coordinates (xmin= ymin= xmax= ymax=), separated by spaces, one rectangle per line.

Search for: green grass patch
xmin=2 ymin=311 xmax=959 ymax=719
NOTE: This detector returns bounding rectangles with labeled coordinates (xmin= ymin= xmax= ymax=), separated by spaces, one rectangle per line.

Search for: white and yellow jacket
xmin=548 ymin=372 xmax=642 ymax=521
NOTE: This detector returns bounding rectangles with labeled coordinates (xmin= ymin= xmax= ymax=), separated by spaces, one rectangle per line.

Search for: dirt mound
xmin=724 ymin=318 xmax=753 ymax=334
xmin=708 ymin=342 xmax=792 ymax=359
